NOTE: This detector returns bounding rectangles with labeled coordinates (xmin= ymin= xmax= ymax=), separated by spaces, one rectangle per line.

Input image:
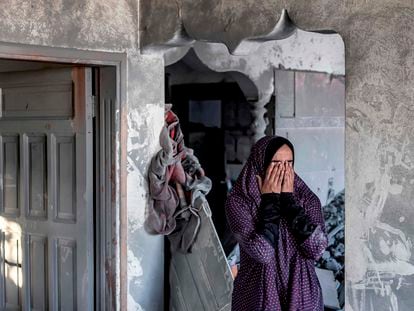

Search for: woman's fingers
xmin=271 ymin=163 xmax=282 ymax=193
xmin=289 ymin=164 xmax=293 ymax=181
xmin=277 ymin=163 xmax=285 ymax=186
xmin=262 ymin=161 xmax=294 ymax=193
xmin=281 ymin=162 xmax=290 ymax=189
xmin=286 ymin=162 xmax=292 ymax=181
xmin=265 ymin=162 xmax=276 ymax=182
xmin=283 ymin=162 xmax=289 ymax=184
xmin=270 ymin=162 xmax=281 ymax=183
xmin=286 ymin=163 xmax=293 ymax=191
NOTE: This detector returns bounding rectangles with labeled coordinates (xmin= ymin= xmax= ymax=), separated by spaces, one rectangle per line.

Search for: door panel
xmin=169 ymin=201 xmax=233 ymax=311
xmin=1 ymin=135 xmax=20 ymax=216
xmin=0 ymin=67 xmax=94 ymax=310
xmin=1 ymin=231 xmax=22 ymax=311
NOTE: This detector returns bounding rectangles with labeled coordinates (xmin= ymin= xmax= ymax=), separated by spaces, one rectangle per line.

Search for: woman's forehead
xmin=272 ymin=144 xmax=293 ymax=156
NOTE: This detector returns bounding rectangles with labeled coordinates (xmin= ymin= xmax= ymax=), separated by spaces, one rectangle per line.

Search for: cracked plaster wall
xmin=126 ymin=53 xmax=165 ymax=311
xmin=0 ymin=1 xmax=166 ymax=310
xmin=141 ymin=1 xmax=414 ymax=310
xmin=0 ymin=0 xmax=412 ymax=310
xmin=0 ymin=0 xmax=139 ymax=51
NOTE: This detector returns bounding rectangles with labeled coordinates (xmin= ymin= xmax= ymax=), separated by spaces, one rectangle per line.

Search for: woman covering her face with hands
xmin=225 ymin=135 xmax=328 ymax=311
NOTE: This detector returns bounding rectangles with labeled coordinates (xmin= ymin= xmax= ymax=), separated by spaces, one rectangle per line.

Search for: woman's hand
xmin=256 ymin=162 xmax=284 ymax=194
xmin=281 ymin=162 xmax=294 ymax=193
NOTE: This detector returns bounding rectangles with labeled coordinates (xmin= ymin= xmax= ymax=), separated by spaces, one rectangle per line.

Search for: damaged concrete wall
xmin=275 ymin=70 xmax=345 ymax=207
xmin=0 ymin=0 xmax=139 ymax=51
xmin=141 ymin=1 xmax=414 ymax=310
xmin=165 ymin=31 xmax=344 ymax=205
xmin=125 ymin=53 xmax=165 ymax=311
xmin=0 ymin=1 xmax=166 ymax=310
xmin=0 ymin=0 xmax=413 ymax=310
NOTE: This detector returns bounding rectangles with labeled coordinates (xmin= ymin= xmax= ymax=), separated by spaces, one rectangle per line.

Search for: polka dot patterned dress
xmin=225 ymin=136 xmax=328 ymax=311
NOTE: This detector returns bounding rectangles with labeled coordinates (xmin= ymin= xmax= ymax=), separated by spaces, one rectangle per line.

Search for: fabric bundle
xmin=145 ymin=104 xmax=212 ymax=253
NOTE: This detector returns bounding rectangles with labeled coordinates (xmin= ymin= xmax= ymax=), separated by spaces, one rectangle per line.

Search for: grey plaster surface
xmin=0 ymin=0 xmax=412 ymax=309
xmin=140 ymin=2 xmax=414 ymax=310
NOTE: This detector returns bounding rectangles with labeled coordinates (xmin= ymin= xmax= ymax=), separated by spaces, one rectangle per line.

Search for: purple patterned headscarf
xmin=231 ymin=135 xmax=311 ymax=212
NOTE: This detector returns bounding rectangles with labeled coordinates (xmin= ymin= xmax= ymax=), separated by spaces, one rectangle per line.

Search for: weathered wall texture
xmin=141 ymin=1 xmax=414 ymax=310
xmin=0 ymin=0 xmax=412 ymax=310
xmin=165 ymin=31 xmax=344 ymax=205
xmin=126 ymin=53 xmax=165 ymax=311
xmin=0 ymin=1 xmax=166 ymax=310
xmin=0 ymin=0 xmax=139 ymax=51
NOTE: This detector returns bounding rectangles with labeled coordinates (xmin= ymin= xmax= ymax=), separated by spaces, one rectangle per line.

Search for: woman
xmin=225 ymin=135 xmax=328 ymax=311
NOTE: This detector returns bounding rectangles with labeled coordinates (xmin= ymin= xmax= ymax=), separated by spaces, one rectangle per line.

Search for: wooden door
xmin=0 ymin=67 xmax=94 ymax=310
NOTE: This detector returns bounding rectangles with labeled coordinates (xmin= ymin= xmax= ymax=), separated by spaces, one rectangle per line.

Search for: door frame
xmin=0 ymin=42 xmax=127 ymax=311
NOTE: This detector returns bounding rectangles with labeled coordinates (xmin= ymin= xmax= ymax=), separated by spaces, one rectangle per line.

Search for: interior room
xmin=158 ymin=24 xmax=345 ymax=310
